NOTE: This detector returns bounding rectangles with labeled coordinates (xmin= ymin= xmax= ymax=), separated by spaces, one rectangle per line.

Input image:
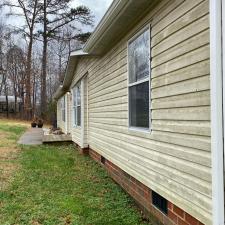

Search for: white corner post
xmin=210 ymin=0 xmax=224 ymax=224
xmin=81 ymin=78 xmax=85 ymax=149
xmin=65 ymin=94 xmax=68 ymax=134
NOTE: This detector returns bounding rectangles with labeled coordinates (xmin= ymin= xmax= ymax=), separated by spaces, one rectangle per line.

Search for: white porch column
xmin=210 ymin=0 xmax=224 ymax=224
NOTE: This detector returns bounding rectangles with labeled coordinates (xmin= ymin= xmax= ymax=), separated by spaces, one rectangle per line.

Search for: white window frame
xmin=61 ymin=96 xmax=66 ymax=122
xmin=72 ymin=82 xmax=81 ymax=127
xmin=127 ymin=24 xmax=151 ymax=133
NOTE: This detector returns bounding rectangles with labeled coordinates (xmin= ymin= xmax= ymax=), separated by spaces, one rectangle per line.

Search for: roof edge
xmin=53 ymin=50 xmax=89 ymax=100
xmin=83 ymin=0 xmax=129 ymax=53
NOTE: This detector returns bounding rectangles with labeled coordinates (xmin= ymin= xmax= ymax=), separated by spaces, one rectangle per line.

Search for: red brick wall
xmin=80 ymin=147 xmax=204 ymax=225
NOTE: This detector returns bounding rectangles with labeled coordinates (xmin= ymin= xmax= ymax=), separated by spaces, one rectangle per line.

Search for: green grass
xmin=0 ymin=121 xmax=153 ymax=225
xmin=0 ymin=124 xmax=27 ymax=136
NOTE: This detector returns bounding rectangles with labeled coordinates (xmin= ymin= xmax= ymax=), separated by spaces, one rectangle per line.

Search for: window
xmin=61 ymin=96 xmax=65 ymax=122
xmin=73 ymin=82 xmax=81 ymax=127
xmin=128 ymin=27 xmax=150 ymax=130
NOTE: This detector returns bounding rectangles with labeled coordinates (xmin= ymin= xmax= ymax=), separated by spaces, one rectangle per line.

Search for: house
xmin=53 ymin=0 xmax=225 ymax=224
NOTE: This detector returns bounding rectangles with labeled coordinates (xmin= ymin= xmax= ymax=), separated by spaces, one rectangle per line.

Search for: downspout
xmin=210 ymin=0 xmax=224 ymax=224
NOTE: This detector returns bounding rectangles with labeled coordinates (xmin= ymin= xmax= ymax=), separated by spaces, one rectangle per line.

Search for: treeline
xmin=0 ymin=0 xmax=93 ymax=121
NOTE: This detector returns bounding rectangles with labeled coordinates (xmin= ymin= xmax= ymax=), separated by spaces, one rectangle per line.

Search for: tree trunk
xmin=41 ymin=0 xmax=47 ymax=119
xmin=25 ymin=37 xmax=33 ymax=120
xmin=32 ymin=73 xmax=36 ymax=116
xmin=5 ymin=88 xmax=8 ymax=118
xmin=14 ymin=89 xmax=17 ymax=115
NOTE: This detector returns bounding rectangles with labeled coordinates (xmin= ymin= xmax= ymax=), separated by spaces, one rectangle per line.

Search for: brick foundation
xmin=79 ymin=146 xmax=204 ymax=225
xmin=74 ymin=143 xmax=89 ymax=155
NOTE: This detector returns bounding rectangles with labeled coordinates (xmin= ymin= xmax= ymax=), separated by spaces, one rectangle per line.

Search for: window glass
xmin=129 ymin=82 xmax=149 ymax=128
xmin=128 ymin=29 xmax=150 ymax=84
xmin=77 ymin=84 xmax=81 ymax=106
xmin=77 ymin=106 xmax=81 ymax=126
xmin=128 ymin=27 xmax=150 ymax=129
xmin=73 ymin=87 xmax=77 ymax=125
xmin=73 ymin=82 xmax=81 ymax=127
xmin=73 ymin=88 xmax=77 ymax=106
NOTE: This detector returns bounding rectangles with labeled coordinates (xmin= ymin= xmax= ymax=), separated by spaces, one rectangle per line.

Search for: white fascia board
xmin=70 ymin=50 xmax=88 ymax=57
xmin=53 ymin=85 xmax=64 ymax=100
xmin=62 ymin=52 xmax=89 ymax=89
xmin=210 ymin=0 xmax=224 ymax=224
xmin=53 ymin=51 xmax=89 ymax=101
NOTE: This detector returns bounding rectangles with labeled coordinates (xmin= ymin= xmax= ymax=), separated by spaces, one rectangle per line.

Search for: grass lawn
xmin=0 ymin=120 xmax=153 ymax=225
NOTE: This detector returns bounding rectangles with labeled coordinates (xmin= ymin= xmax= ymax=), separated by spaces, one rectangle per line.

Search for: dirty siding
xmin=57 ymin=97 xmax=65 ymax=132
xmin=64 ymin=0 xmax=211 ymax=224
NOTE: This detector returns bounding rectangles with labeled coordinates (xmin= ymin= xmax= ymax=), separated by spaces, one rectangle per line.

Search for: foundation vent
xmin=152 ymin=191 xmax=168 ymax=214
xmin=101 ymin=156 xmax=106 ymax=165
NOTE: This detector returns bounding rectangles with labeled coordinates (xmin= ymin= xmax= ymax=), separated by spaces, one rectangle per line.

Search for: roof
xmin=53 ymin=0 xmax=156 ymax=100
xmin=83 ymin=0 xmax=156 ymax=55
xmin=0 ymin=96 xmax=22 ymax=103
xmin=53 ymin=50 xmax=88 ymax=100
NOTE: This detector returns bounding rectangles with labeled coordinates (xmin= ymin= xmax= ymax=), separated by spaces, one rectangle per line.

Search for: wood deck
xmin=42 ymin=134 xmax=72 ymax=143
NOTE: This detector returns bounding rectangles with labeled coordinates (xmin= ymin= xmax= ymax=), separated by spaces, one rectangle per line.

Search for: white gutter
xmin=210 ymin=0 xmax=224 ymax=224
xmin=53 ymin=51 xmax=88 ymax=101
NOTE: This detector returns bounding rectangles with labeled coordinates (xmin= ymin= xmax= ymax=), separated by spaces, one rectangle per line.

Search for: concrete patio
xmin=18 ymin=128 xmax=43 ymax=145
xmin=17 ymin=128 xmax=72 ymax=145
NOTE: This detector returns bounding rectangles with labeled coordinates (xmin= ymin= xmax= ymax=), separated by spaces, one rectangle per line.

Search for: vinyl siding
xmin=71 ymin=73 xmax=88 ymax=148
xmin=67 ymin=94 xmax=72 ymax=134
xmin=57 ymin=96 xmax=66 ymax=133
xmin=68 ymin=0 xmax=211 ymax=224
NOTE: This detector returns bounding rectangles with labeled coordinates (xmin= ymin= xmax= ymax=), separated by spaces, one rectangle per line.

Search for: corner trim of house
xmin=210 ymin=0 xmax=225 ymax=224
xmin=65 ymin=93 xmax=68 ymax=134
xmin=81 ymin=78 xmax=85 ymax=149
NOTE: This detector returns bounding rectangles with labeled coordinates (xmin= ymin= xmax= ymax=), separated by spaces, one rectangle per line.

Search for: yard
xmin=0 ymin=120 xmax=153 ymax=225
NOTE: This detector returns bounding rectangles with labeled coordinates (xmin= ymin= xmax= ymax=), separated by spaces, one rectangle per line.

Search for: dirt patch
xmin=0 ymin=162 xmax=19 ymax=189
xmin=0 ymin=146 xmax=18 ymax=154
xmin=0 ymin=118 xmax=30 ymax=127
xmin=31 ymin=220 xmax=42 ymax=225
xmin=0 ymin=133 xmax=8 ymax=138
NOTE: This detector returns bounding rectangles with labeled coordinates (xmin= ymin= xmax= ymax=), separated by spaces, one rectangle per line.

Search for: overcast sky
xmin=3 ymin=0 xmax=113 ymax=29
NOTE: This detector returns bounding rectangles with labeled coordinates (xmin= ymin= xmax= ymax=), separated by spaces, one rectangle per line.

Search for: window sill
xmin=128 ymin=126 xmax=151 ymax=134
xmin=73 ymin=125 xmax=81 ymax=130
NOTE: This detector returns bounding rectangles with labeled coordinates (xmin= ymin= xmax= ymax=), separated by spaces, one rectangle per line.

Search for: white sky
xmin=2 ymin=0 xmax=113 ymax=29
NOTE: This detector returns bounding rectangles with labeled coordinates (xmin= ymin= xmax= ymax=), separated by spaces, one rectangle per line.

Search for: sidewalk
xmin=18 ymin=128 xmax=43 ymax=145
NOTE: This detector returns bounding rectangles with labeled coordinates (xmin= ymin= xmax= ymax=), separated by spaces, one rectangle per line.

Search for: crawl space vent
xmin=152 ymin=191 xmax=168 ymax=214
xmin=101 ymin=156 xmax=106 ymax=165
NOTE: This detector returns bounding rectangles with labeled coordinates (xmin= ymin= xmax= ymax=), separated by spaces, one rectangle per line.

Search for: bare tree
xmin=6 ymin=45 xmax=25 ymax=115
xmin=0 ymin=0 xmax=94 ymax=121
xmin=0 ymin=0 xmax=41 ymax=119
xmin=37 ymin=0 xmax=93 ymax=118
